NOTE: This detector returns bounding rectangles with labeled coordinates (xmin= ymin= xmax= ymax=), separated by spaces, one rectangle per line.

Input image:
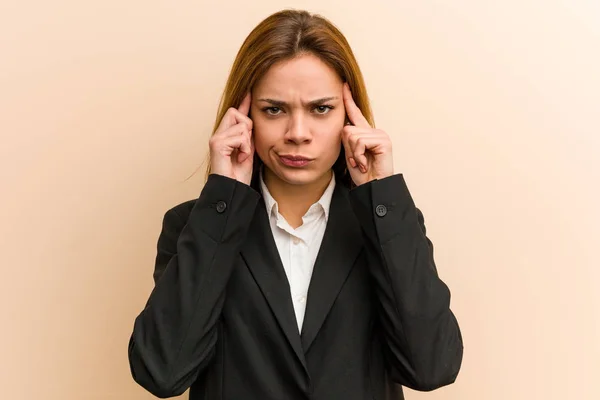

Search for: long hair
xmin=204 ymin=9 xmax=375 ymax=188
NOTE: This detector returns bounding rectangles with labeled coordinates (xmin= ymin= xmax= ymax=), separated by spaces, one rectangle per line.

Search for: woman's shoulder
xmin=162 ymin=199 xmax=197 ymax=226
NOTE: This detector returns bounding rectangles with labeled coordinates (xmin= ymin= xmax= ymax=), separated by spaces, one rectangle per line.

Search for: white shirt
xmin=259 ymin=172 xmax=336 ymax=332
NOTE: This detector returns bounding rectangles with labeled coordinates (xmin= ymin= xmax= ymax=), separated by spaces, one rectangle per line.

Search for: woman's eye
xmin=314 ymin=105 xmax=333 ymax=115
xmin=265 ymin=107 xmax=282 ymax=115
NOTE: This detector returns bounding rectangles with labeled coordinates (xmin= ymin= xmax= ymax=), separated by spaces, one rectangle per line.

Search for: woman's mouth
xmin=278 ymin=154 xmax=313 ymax=168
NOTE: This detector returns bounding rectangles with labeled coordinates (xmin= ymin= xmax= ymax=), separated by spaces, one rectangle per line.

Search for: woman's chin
xmin=277 ymin=169 xmax=315 ymax=186
xmin=268 ymin=165 xmax=326 ymax=187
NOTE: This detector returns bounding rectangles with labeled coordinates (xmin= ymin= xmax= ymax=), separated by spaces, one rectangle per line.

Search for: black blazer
xmin=128 ymin=173 xmax=463 ymax=399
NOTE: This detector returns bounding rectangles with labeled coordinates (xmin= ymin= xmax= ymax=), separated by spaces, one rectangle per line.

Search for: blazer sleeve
xmin=349 ymin=174 xmax=463 ymax=391
xmin=128 ymin=174 xmax=260 ymax=398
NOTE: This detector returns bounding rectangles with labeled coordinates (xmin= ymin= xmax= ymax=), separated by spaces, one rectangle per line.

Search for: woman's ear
xmin=248 ymin=88 xmax=254 ymax=118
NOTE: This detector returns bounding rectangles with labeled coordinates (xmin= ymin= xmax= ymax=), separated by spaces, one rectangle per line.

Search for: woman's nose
xmin=284 ymin=115 xmax=312 ymax=144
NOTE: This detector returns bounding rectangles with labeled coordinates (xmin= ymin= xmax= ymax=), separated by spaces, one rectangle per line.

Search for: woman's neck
xmin=263 ymin=168 xmax=333 ymax=229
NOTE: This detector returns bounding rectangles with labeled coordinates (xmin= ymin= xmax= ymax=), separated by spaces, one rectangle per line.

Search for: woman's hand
xmin=342 ymin=83 xmax=394 ymax=186
xmin=209 ymin=93 xmax=254 ymax=185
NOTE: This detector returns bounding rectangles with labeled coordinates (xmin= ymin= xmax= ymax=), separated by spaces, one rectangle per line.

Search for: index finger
xmin=343 ymin=83 xmax=370 ymax=128
xmin=238 ymin=92 xmax=252 ymax=116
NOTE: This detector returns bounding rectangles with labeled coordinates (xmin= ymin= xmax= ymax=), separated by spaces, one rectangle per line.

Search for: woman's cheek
xmin=323 ymin=131 xmax=342 ymax=165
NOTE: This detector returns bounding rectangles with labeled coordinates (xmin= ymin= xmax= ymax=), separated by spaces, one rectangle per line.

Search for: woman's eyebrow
xmin=257 ymin=97 xmax=339 ymax=107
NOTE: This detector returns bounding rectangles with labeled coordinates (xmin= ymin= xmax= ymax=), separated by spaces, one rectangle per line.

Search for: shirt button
xmin=375 ymin=204 xmax=387 ymax=217
xmin=216 ymin=201 xmax=227 ymax=213
xmin=299 ymin=296 xmax=306 ymax=304
xmin=292 ymin=237 xmax=301 ymax=245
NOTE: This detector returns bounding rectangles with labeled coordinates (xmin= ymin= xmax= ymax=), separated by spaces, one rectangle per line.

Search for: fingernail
xmin=349 ymin=158 xmax=356 ymax=168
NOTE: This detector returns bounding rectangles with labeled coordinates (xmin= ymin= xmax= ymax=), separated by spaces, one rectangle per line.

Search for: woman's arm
xmin=349 ymin=174 xmax=463 ymax=391
xmin=128 ymin=174 xmax=260 ymax=398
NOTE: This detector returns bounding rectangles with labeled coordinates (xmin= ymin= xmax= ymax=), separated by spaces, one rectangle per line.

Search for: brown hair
xmin=204 ymin=9 xmax=375 ymax=188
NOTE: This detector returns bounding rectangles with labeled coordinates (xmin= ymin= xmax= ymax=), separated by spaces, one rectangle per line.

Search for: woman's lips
xmin=278 ymin=155 xmax=313 ymax=167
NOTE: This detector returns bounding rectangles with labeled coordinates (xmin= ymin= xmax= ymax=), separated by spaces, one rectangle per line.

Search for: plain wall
xmin=1 ymin=0 xmax=599 ymax=399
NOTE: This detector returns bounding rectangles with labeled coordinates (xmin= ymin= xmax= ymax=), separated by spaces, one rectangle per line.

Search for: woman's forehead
xmin=253 ymin=54 xmax=342 ymax=97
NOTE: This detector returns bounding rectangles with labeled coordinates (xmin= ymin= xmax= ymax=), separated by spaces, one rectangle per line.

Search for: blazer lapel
xmin=240 ymin=199 xmax=308 ymax=373
xmin=300 ymin=184 xmax=364 ymax=352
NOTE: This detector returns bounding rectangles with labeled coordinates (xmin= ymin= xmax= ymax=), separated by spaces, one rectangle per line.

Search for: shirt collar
xmin=259 ymin=167 xmax=336 ymax=222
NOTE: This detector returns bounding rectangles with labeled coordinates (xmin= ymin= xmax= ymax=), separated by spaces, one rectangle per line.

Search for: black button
xmin=216 ymin=201 xmax=227 ymax=213
xmin=375 ymin=204 xmax=387 ymax=217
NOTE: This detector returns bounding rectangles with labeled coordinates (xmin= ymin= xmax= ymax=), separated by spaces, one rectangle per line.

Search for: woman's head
xmin=206 ymin=9 xmax=374 ymax=188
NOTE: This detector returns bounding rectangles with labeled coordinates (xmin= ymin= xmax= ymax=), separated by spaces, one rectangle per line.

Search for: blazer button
xmin=216 ymin=200 xmax=227 ymax=213
xmin=375 ymin=204 xmax=387 ymax=217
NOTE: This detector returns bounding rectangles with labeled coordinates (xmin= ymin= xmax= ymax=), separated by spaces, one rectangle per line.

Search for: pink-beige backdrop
xmin=1 ymin=1 xmax=599 ymax=399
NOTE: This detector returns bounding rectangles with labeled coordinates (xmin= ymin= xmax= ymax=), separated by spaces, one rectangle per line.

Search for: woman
xmin=128 ymin=9 xmax=463 ymax=400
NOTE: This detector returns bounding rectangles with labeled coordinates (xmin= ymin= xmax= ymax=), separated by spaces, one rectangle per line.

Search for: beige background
xmin=1 ymin=0 xmax=599 ymax=399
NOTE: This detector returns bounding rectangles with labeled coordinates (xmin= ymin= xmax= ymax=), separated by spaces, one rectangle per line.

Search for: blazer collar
xmin=240 ymin=179 xmax=364 ymax=374
xmin=300 ymin=183 xmax=363 ymax=351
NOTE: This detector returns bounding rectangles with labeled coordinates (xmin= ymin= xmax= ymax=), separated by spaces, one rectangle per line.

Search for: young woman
xmin=128 ymin=9 xmax=463 ymax=400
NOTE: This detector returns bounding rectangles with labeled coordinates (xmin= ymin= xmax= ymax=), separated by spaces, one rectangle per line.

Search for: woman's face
xmin=250 ymin=53 xmax=346 ymax=187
